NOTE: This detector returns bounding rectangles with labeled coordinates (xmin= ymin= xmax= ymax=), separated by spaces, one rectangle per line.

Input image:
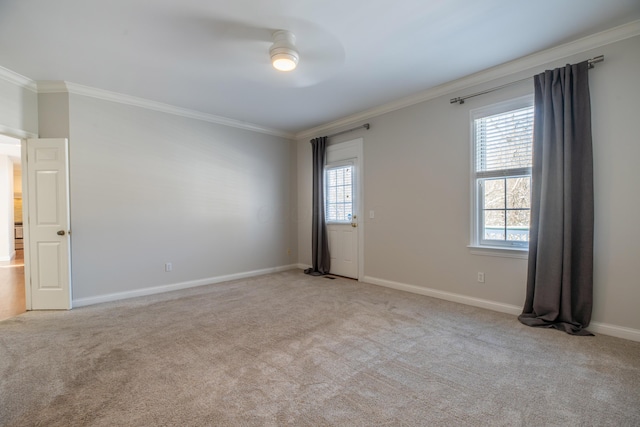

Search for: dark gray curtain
xmin=305 ymin=137 xmax=331 ymax=276
xmin=518 ymin=61 xmax=594 ymax=335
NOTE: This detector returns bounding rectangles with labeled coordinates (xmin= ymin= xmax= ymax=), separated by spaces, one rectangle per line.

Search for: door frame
xmin=6 ymin=133 xmax=71 ymax=311
xmin=0 ymin=127 xmax=37 ymax=310
xmin=326 ymin=138 xmax=364 ymax=281
xmin=20 ymin=136 xmax=33 ymax=309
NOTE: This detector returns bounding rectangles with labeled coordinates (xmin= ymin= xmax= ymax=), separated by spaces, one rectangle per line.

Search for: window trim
xmin=469 ymin=95 xmax=533 ymax=255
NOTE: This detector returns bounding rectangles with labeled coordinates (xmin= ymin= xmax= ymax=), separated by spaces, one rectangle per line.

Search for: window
xmin=325 ymin=164 xmax=353 ymax=222
xmin=472 ymin=97 xmax=534 ymax=249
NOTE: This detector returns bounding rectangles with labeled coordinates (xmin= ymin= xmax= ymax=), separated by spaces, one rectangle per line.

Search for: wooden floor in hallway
xmin=0 ymin=250 xmax=25 ymax=321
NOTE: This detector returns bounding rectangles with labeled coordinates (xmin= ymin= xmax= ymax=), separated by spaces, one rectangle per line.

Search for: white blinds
xmin=325 ymin=165 xmax=353 ymax=222
xmin=475 ymin=106 xmax=534 ymax=176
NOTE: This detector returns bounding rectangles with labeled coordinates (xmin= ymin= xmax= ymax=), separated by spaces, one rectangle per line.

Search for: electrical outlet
xmin=165 ymin=262 xmax=172 ymax=272
xmin=477 ymin=272 xmax=485 ymax=283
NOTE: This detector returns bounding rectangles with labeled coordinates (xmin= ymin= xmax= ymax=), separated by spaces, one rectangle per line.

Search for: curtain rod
xmin=327 ymin=123 xmax=370 ymax=138
xmin=322 ymin=123 xmax=370 ymax=140
xmin=449 ymin=55 xmax=604 ymax=105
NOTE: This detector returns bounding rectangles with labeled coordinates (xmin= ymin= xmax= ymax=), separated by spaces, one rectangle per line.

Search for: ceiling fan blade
xmin=164 ymin=13 xmax=347 ymax=88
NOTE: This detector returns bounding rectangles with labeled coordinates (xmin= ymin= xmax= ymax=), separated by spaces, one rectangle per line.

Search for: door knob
xmin=351 ymin=223 xmax=357 ymax=228
xmin=57 ymin=230 xmax=66 ymax=236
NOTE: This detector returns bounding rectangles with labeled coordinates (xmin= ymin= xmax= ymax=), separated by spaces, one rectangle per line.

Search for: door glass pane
xmin=325 ymin=166 xmax=354 ymax=222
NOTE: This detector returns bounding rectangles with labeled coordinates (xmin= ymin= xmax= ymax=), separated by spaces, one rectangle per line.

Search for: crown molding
xmin=295 ymin=19 xmax=640 ymax=140
xmin=0 ymin=66 xmax=37 ymax=92
xmin=36 ymin=80 xmax=69 ymax=93
xmin=0 ymin=124 xmax=38 ymax=139
xmin=37 ymin=81 xmax=295 ymax=139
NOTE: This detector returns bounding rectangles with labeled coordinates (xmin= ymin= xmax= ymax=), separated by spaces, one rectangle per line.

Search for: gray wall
xmin=0 ymin=74 xmax=38 ymax=136
xmin=297 ymin=35 xmax=640 ymax=333
xmin=38 ymin=92 xmax=70 ymax=138
xmin=60 ymin=94 xmax=296 ymax=301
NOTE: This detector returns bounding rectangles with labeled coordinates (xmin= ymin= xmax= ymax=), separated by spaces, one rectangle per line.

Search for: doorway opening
xmin=0 ymin=134 xmax=25 ymax=321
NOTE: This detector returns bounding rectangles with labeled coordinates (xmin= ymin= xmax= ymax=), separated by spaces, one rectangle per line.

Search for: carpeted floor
xmin=1 ymin=269 xmax=639 ymax=426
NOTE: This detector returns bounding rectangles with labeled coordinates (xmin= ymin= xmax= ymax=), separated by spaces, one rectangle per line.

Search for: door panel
xmin=35 ymin=171 xmax=61 ymax=223
xmin=27 ymin=138 xmax=71 ymax=309
xmin=327 ymin=224 xmax=357 ymax=278
xmin=37 ymin=242 xmax=64 ymax=288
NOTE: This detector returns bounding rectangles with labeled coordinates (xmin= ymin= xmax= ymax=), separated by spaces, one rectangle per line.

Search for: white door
xmin=26 ymin=138 xmax=71 ymax=309
xmin=325 ymin=162 xmax=359 ymax=279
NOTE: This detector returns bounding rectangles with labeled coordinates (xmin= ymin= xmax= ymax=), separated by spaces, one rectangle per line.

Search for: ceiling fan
xmin=181 ymin=15 xmax=347 ymax=88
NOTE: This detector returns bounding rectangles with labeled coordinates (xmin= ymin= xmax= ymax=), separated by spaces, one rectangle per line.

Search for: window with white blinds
xmin=325 ymin=165 xmax=353 ymax=222
xmin=472 ymin=97 xmax=534 ymax=249
xmin=475 ymin=106 xmax=534 ymax=176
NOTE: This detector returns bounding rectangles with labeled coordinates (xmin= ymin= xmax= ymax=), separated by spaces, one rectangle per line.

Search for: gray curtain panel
xmin=305 ymin=137 xmax=331 ymax=276
xmin=519 ymin=61 xmax=594 ymax=336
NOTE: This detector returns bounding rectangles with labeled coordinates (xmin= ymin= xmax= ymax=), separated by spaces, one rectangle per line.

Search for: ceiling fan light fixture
xmin=270 ymin=30 xmax=299 ymax=72
xmin=271 ymin=52 xmax=298 ymax=72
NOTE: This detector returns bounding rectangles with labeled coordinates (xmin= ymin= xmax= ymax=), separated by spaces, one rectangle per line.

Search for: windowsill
xmin=467 ymin=244 xmax=528 ymax=259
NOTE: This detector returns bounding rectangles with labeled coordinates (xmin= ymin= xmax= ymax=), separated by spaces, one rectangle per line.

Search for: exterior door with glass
xmin=325 ymin=161 xmax=358 ymax=279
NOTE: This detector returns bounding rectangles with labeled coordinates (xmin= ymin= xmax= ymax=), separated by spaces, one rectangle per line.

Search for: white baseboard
xmin=72 ymin=264 xmax=299 ymax=308
xmin=362 ymin=275 xmax=640 ymax=342
xmin=297 ymin=263 xmax=312 ymax=270
xmin=0 ymin=251 xmax=16 ymax=262
xmin=362 ymin=275 xmax=522 ymax=316
xmin=589 ymin=322 xmax=640 ymax=342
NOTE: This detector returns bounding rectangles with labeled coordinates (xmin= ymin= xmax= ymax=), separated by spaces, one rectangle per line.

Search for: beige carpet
xmin=1 ymin=270 xmax=639 ymax=426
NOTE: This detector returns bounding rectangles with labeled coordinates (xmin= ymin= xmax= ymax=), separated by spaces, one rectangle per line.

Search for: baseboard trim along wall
xmin=72 ymin=264 xmax=300 ymax=308
xmin=362 ymin=275 xmax=522 ymax=315
xmin=0 ymin=251 xmax=16 ymax=262
xmin=361 ymin=275 xmax=640 ymax=343
xmin=588 ymin=322 xmax=640 ymax=342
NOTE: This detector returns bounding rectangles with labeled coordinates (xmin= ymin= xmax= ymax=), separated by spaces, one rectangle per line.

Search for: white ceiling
xmin=1 ymin=0 xmax=639 ymax=134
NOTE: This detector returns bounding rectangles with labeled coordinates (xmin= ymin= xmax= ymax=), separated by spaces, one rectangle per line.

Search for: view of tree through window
xmin=483 ymin=176 xmax=531 ymax=241
xmin=474 ymin=103 xmax=534 ymax=247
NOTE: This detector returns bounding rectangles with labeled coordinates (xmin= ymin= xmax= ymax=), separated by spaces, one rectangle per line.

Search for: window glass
xmin=473 ymin=99 xmax=533 ymax=249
